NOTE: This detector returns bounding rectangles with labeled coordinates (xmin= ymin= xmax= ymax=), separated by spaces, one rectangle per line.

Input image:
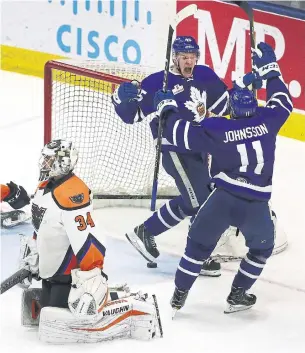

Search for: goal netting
xmin=44 ymin=60 xmax=177 ymax=199
xmin=44 ymin=60 xmax=287 ymax=261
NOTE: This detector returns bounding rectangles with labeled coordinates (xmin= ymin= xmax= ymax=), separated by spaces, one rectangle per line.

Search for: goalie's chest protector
xmin=31 ymin=186 xmax=74 ymax=279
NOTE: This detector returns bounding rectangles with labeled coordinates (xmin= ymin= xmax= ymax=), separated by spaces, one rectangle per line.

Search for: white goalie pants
xmin=38 ymin=295 xmax=158 ymax=343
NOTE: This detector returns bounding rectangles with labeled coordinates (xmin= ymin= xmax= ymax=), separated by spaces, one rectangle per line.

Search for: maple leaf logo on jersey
xmin=69 ymin=193 xmax=84 ymax=204
xmin=184 ymin=87 xmax=207 ymax=123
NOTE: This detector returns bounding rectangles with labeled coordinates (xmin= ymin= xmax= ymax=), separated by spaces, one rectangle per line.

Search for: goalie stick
xmin=152 ymin=294 xmax=163 ymax=338
xmin=0 ymin=268 xmax=31 ymax=294
xmin=150 ymin=4 xmax=198 ymax=211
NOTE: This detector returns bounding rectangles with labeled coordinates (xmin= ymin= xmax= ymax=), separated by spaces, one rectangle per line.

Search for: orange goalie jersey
xmin=32 ymin=173 xmax=105 ymax=279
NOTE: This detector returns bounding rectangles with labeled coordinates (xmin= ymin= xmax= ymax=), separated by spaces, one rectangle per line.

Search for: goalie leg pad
xmin=39 ymin=296 xmax=158 ymax=344
xmin=21 ymin=288 xmax=42 ymax=327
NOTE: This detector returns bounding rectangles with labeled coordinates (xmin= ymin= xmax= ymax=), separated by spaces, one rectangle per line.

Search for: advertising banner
xmin=1 ymin=0 xmax=175 ymax=68
xmin=177 ymin=0 xmax=305 ymax=113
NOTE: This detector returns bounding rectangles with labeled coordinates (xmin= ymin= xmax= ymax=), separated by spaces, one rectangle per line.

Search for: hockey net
xmin=44 ymin=60 xmax=287 ymax=261
xmin=44 ymin=60 xmax=177 ymax=200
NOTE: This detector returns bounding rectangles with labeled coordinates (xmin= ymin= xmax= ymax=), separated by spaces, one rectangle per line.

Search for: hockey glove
xmin=252 ymin=42 xmax=281 ymax=80
xmin=3 ymin=181 xmax=30 ymax=210
xmin=112 ymin=81 xmax=140 ymax=105
xmin=154 ymin=90 xmax=178 ymax=117
xmin=68 ymin=267 xmax=108 ymax=318
xmin=19 ymin=234 xmax=39 ymax=289
xmin=233 ymin=72 xmax=263 ymax=90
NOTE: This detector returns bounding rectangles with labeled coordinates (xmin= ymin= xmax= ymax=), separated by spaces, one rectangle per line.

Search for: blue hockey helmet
xmin=229 ymin=88 xmax=258 ymax=118
xmin=172 ymin=36 xmax=200 ymax=57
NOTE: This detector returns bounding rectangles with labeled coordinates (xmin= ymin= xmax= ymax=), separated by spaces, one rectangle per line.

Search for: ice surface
xmin=1 ymin=71 xmax=305 ymax=353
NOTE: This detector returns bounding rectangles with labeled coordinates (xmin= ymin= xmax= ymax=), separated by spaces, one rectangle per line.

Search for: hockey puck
xmin=147 ymin=262 xmax=157 ymax=268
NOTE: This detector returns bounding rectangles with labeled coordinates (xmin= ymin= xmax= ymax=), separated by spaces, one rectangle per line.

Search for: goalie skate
xmin=224 ymin=287 xmax=256 ymax=314
xmin=125 ymin=224 xmax=159 ymax=263
xmin=1 ymin=210 xmax=31 ymax=228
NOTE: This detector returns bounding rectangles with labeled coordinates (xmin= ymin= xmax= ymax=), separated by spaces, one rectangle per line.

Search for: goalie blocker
xmin=21 ymin=287 xmax=160 ymax=343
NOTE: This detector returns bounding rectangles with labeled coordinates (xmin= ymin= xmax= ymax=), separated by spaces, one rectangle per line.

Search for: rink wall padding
xmin=0 ymin=44 xmax=304 ymax=142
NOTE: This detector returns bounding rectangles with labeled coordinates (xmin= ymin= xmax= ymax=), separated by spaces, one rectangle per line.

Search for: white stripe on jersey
xmin=184 ymin=121 xmax=191 ymax=150
xmin=208 ymin=91 xmax=229 ymax=116
xmin=267 ymin=92 xmax=293 ymax=109
xmin=213 ymin=172 xmax=272 ymax=193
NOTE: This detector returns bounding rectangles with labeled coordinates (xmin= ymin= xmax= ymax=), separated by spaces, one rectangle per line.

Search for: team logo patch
xmin=184 ymin=86 xmax=207 ymax=123
xmin=31 ymin=204 xmax=47 ymax=232
xmin=172 ymin=84 xmax=184 ymax=95
xmin=69 ymin=193 xmax=84 ymax=204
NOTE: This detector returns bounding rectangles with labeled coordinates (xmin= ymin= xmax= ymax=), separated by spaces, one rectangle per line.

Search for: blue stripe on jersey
xmin=76 ymin=233 xmax=106 ymax=263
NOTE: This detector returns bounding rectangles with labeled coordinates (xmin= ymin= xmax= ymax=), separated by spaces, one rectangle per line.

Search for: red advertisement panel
xmin=177 ymin=0 xmax=305 ymax=112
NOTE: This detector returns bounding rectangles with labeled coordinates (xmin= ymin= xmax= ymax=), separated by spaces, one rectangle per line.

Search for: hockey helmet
xmin=39 ymin=139 xmax=78 ymax=181
xmin=172 ymin=36 xmax=200 ymax=56
xmin=229 ymin=88 xmax=257 ymax=119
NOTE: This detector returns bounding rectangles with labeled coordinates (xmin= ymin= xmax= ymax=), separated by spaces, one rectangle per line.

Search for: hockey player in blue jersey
xmin=153 ymin=42 xmax=293 ymax=314
xmin=112 ymin=36 xmax=229 ymax=276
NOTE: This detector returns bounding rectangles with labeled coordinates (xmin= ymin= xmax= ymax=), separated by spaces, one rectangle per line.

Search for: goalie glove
xmin=19 ymin=234 xmax=39 ymax=289
xmin=68 ymin=267 xmax=108 ymax=318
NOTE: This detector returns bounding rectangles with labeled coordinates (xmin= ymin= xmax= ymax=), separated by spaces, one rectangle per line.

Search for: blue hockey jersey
xmin=161 ymin=77 xmax=293 ymax=201
xmin=112 ymin=65 xmax=229 ymax=151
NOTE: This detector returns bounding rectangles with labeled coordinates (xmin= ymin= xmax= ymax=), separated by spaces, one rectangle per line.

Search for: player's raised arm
xmin=111 ymin=80 xmax=143 ymax=124
xmin=253 ymin=42 xmax=293 ymax=131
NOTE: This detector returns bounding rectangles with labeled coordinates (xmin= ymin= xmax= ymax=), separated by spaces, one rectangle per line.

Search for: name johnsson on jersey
xmin=224 ymin=123 xmax=268 ymax=143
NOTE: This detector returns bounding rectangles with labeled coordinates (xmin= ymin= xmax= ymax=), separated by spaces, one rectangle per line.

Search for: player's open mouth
xmin=183 ymin=67 xmax=192 ymax=75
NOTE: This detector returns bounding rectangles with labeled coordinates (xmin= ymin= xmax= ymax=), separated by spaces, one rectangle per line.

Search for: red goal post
xmin=44 ymin=60 xmax=178 ymax=202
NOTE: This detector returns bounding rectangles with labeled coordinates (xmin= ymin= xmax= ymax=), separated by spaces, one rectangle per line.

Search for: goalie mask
xmin=39 ymin=139 xmax=78 ymax=181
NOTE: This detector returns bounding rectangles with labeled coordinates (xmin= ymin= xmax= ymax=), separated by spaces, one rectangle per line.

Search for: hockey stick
xmin=233 ymin=1 xmax=256 ymax=95
xmin=150 ymin=4 xmax=198 ymax=211
xmin=0 ymin=268 xmax=31 ymax=294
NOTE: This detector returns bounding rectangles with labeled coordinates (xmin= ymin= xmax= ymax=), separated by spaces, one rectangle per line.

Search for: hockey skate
xmin=200 ymin=258 xmax=221 ymax=277
xmin=224 ymin=286 xmax=256 ymax=314
xmin=125 ymin=224 xmax=160 ymax=263
xmin=170 ymin=287 xmax=189 ymax=319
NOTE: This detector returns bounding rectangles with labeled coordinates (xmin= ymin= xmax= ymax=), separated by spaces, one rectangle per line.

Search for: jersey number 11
xmin=237 ymin=141 xmax=264 ymax=175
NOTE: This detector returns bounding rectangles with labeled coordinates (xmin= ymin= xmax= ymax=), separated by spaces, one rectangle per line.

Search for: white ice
xmin=0 ymin=70 xmax=305 ymax=353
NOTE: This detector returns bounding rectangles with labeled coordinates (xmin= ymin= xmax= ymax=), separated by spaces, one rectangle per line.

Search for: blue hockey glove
xmin=252 ymin=42 xmax=281 ymax=80
xmin=112 ymin=81 xmax=139 ymax=104
xmin=154 ymin=90 xmax=178 ymax=117
xmin=233 ymin=72 xmax=263 ymax=90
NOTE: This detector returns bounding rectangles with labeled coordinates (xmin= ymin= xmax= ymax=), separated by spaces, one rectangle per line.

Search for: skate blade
xmin=125 ymin=232 xmax=156 ymax=263
xmin=199 ymin=270 xmax=221 ymax=277
xmin=224 ymin=303 xmax=253 ymax=314
xmin=172 ymin=308 xmax=178 ymax=319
